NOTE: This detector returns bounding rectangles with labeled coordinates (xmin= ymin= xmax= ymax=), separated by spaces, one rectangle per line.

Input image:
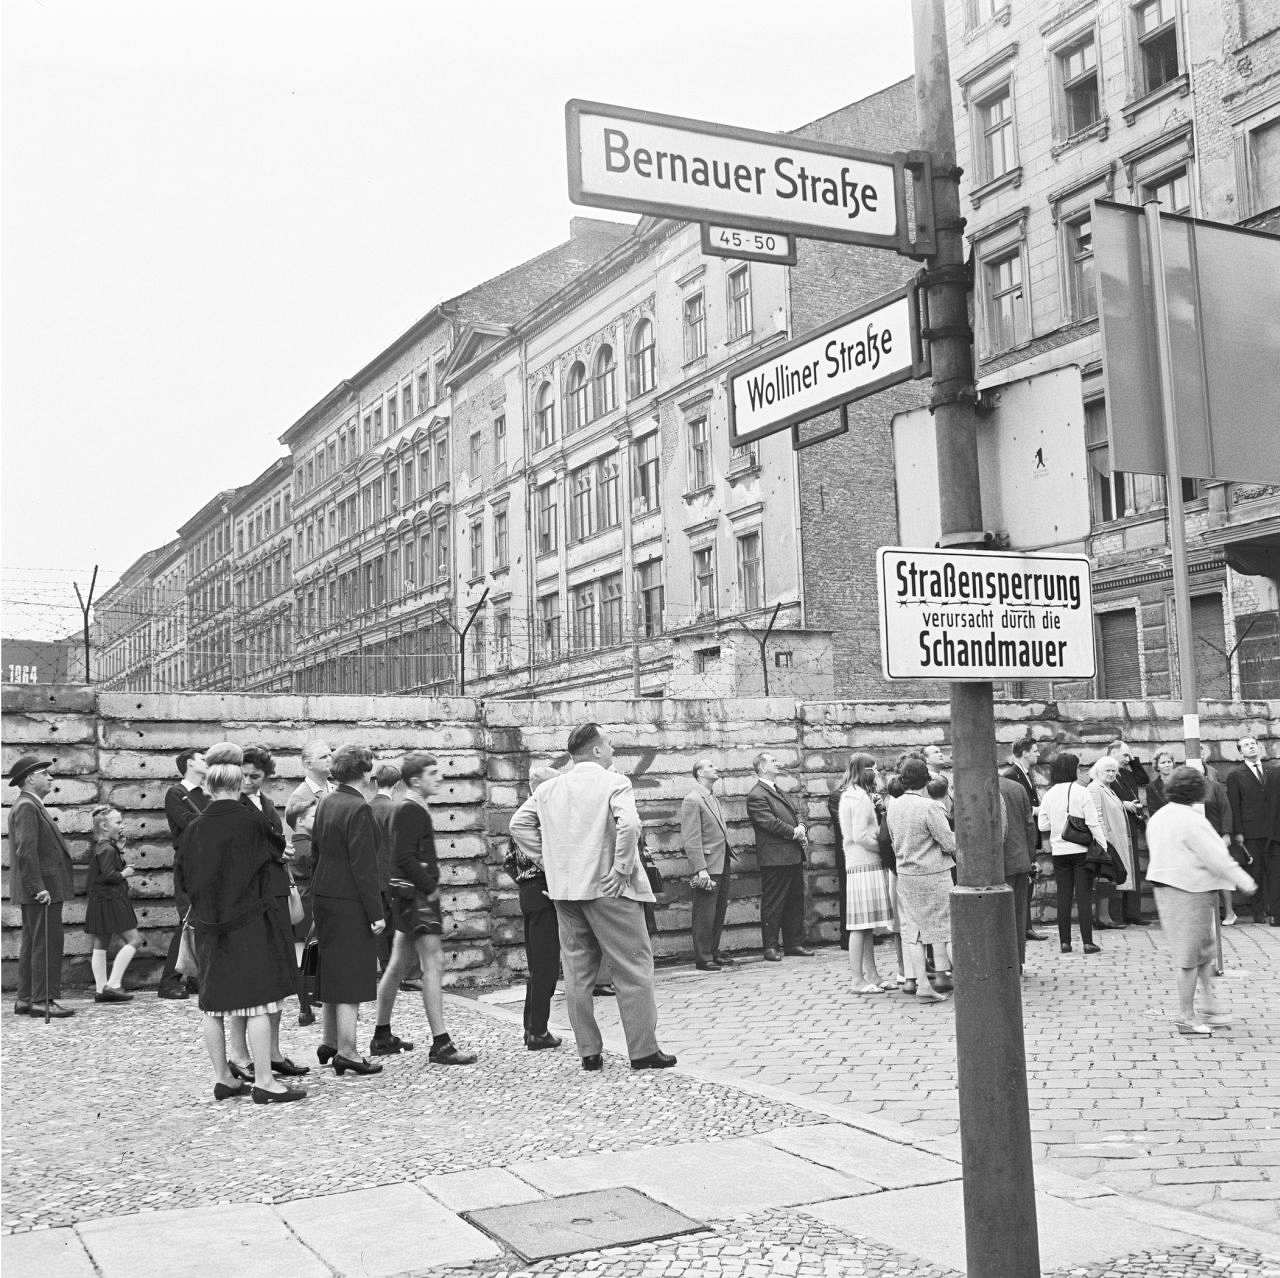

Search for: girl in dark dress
xmin=176 ymin=757 xmax=304 ymax=1104
xmin=84 ymin=805 xmax=141 ymax=1004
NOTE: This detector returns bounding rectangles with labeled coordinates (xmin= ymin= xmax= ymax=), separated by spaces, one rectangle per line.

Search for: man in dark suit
xmin=997 ymin=773 xmax=1035 ymax=968
xmin=157 ymin=747 xmax=209 ymax=998
xmin=7 ymin=757 xmax=76 ymax=1017
xmin=746 ymin=752 xmax=811 ymax=961
xmin=1227 ymin=736 xmax=1280 ymax=924
xmin=1001 ymin=737 xmax=1046 ymax=943
xmin=680 ymin=758 xmax=734 ymax=971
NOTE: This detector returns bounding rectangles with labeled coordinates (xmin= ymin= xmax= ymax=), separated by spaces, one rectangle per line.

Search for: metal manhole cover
xmin=464 ymin=1186 xmax=704 ymax=1261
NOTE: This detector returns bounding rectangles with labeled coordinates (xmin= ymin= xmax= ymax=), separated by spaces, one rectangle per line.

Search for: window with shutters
xmin=1097 ymin=609 xmax=1142 ymax=697
xmin=1237 ymin=610 xmax=1280 ymax=700
xmin=1190 ymin=593 xmax=1231 ymax=699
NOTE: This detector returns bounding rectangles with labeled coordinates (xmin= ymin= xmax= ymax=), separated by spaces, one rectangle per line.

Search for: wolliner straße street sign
xmin=876 ymin=546 xmax=1095 ymax=681
xmin=566 ymin=99 xmax=934 ymax=257
xmin=727 ymin=284 xmax=927 ymax=447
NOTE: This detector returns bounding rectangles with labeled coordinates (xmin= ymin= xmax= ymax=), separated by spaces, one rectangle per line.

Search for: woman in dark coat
xmin=176 ymin=759 xmax=304 ymax=1104
xmin=310 ymin=744 xmax=386 ymax=1076
xmin=225 ymin=745 xmax=310 ymax=1082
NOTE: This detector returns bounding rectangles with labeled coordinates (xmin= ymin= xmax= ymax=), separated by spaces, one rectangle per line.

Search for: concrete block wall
xmin=5 ymin=686 xmax=1278 ymax=991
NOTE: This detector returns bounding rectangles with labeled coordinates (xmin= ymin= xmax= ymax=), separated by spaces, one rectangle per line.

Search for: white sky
xmin=1 ymin=0 xmax=913 ymax=638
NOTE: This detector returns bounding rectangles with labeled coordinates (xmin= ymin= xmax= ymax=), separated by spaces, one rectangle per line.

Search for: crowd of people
xmin=4 ymin=724 xmax=1278 ymax=1063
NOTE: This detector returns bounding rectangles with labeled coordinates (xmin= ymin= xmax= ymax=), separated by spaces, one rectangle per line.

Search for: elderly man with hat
xmin=7 ymin=756 xmax=76 ymax=1017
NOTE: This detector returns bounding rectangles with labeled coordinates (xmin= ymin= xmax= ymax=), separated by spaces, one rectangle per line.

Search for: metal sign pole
xmin=1143 ymin=200 xmax=1201 ymax=762
xmin=912 ymin=2 xmax=1040 ymax=1273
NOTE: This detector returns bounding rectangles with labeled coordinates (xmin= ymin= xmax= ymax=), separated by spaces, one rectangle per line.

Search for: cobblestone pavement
xmin=0 ymin=997 xmax=821 ymax=1234
xmin=552 ymin=924 xmax=1280 ymax=1236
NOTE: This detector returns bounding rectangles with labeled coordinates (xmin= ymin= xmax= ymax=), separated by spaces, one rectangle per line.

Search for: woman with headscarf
xmin=1147 ymin=766 xmax=1256 ymax=1035
xmin=885 ymin=757 xmax=954 ymax=1003
xmin=1087 ymin=755 xmax=1136 ymax=929
xmin=1038 ymin=752 xmax=1108 ymax=954
xmin=175 ymin=752 xmax=305 ymax=1104
xmin=837 ymin=753 xmax=898 ymax=993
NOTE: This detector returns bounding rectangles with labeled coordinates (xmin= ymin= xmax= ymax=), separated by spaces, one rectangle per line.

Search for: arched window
xmin=592 ymin=344 xmax=617 ymax=417
xmin=565 ymin=361 xmax=588 ymax=432
xmin=534 ymin=381 xmax=556 ymax=449
xmin=628 ymin=319 xmax=655 ymax=397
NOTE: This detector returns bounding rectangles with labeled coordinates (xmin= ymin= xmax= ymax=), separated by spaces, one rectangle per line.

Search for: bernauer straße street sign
xmin=566 ymin=99 xmax=934 ymax=257
xmin=877 ymin=547 xmax=1096 ymax=681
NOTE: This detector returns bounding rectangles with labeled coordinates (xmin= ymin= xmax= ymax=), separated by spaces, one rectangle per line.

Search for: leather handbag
xmin=299 ymin=927 xmax=320 ymax=977
xmin=1060 ymin=783 xmax=1094 ymax=848
xmin=640 ymin=843 xmax=664 ymax=896
xmin=175 ymin=911 xmax=198 ymax=977
xmin=1086 ymin=840 xmax=1128 ymax=886
xmin=874 ymin=796 xmax=897 ymax=872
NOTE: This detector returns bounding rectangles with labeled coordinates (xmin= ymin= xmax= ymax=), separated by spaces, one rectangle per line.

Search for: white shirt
xmin=1037 ymin=781 xmax=1107 ymax=857
xmin=508 ymin=761 xmax=650 ymax=902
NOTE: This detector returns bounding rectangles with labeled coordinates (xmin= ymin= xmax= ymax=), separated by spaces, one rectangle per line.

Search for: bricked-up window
xmin=737 ymin=531 xmax=763 ymax=612
xmin=1238 ymin=610 xmax=1280 ymax=699
xmin=600 ymin=573 xmax=624 ymax=646
xmin=470 ymin=430 xmax=483 ymax=475
xmin=535 ymin=382 xmax=557 ymax=449
xmin=469 ymin=518 xmax=484 ymax=579
xmin=983 ymin=249 xmax=1026 ymax=352
xmin=638 ymin=559 xmax=664 ymax=636
xmin=976 ymin=85 xmax=1016 ymax=184
xmin=684 ymin=292 xmax=707 ymax=361
xmin=565 ymin=361 xmax=589 ymax=431
xmin=572 ymin=583 xmax=596 ymax=651
xmin=493 ymin=414 xmax=507 ymax=466
xmin=1097 ymin=609 xmax=1142 ymax=698
xmin=494 ymin=608 xmax=512 ymax=668
xmin=536 ymin=481 xmax=558 ymax=555
xmin=434 ymin=519 xmax=450 ymax=580
xmin=537 ymin=592 xmax=562 ymax=660
xmin=1066 ymin=214 xmax=1096 ymax=319
xmin=469 ymin=618 xmax=486 ymax=679
xmin=1191 ymin=594 xmax=1231 ymax=699
xmin=597 ymin=454 xmax=621 ymax=530
xmin=493 ymin=508 xmax=509 ymax=568
xmin=1244 ymin=117 xmax=1280 ymax=215
xmin=727 ymin=266 xmax=752 ymax=339
xmin=633 ymin=432 xmax=661 ymax=514
xmin=629 ymin=319 xmax=656 ymax=396
xmin=688 ymin=416 xmax=711 ymax=490
xmin=1133 ymin=0 xmax=1180 ymax=96
xmin=693 ymin=545 xmax=717 ymax=617
xmin=1058 ymin=36 xmax=1100 ymax=136
xmin=1141 ymin=167 xmax=1190 ymax=214
xmin=592 ymin=345 xmax=617 ymax=417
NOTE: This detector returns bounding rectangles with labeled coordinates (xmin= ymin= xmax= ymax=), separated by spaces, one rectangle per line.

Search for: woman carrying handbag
xmin=1038 ymin=753 xmax=1109 ymax=954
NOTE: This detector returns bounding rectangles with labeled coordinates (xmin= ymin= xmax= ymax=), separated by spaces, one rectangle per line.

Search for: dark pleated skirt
xmin=84 ymin=887 xmax=137 ymax=938
xmin=314 ymin=895 xmax=377 ymax=1004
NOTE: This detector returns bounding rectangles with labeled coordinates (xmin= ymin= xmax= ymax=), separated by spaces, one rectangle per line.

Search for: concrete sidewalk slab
xmin=420 ymin=1167 xmax=546 ymax=1212
xmin=804 ymin=1180 xmax=1195 ymax=1272
xmin=277 ymin=1183 xmax=501 ymax=1275
xmin=760 ymin=1123 xmax=963 ymax=1190
xmin=510 ymin=1135 xmax=877 ymax=1217
xmin=3 ymin=1227 xmax=97 ymax=1278
xmin=76 ymin=1203 xmax=329 ymax=1278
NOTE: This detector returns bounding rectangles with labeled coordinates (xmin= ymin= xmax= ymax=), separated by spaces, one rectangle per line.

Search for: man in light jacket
xmin=680 ymin=758 xmax=733 ymax=972
xmin=508 ymin=722 xmax=675 ymax=1073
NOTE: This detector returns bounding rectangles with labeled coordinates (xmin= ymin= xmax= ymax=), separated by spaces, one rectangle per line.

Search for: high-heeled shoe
xmin=251 ymin=1084 xmax=307 ymax=1103
xmin=332 ymin=1053 xmax=383 ymax=1077
xmin=227 ymin=1060 xmax=254 ymax=1084
xmin=316 ymin=1043 xmax=336 ymax=1066
xmin=213 ymin=1081 xmax=248 ymax=1101
xmin=271 ymin=1057 xmax=311 ymax=1077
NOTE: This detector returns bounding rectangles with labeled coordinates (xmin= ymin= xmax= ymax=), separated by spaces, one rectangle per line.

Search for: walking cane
xmin=1212 ymin=902 xmax=1224 ymax=978
xmin=43 ymin=898 xmax=51 ymax=1025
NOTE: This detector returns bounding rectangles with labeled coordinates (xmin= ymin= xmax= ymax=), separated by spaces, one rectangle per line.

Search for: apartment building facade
xmin=179 ymin=491 xmax=241 ymax=691
xmin=442 ymin=205 xmax=814 ymax=698
xmin=282 ymin=220 xmax=632 ymax=696
xmin=231 ymin=458 xmax=294 ymax=693
xmin=150 ymin=539 xmax=187 ymax=692
xmin=947 ymin=0 xmax=1280 ymax=699
xmin=92 ymin=548 xmax=161 ymax=690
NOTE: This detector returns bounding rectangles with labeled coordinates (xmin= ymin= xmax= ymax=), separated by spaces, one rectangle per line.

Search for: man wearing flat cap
xmin=6 ymin=756 xmax=76 ymax=1017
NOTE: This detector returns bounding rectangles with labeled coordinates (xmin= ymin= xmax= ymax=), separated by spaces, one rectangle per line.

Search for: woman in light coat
xmin=1087 ymin=756 xmax=1136 ymax=929
xmin=837 ymin=753 xmax=898 ymax=993
xmin=1147 ymin=766 xmax=1256 ymax=1035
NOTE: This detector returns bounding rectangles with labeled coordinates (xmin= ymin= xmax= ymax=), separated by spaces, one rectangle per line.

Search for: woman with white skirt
xmin=838 ymin=753 xmax=898 ymax=993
